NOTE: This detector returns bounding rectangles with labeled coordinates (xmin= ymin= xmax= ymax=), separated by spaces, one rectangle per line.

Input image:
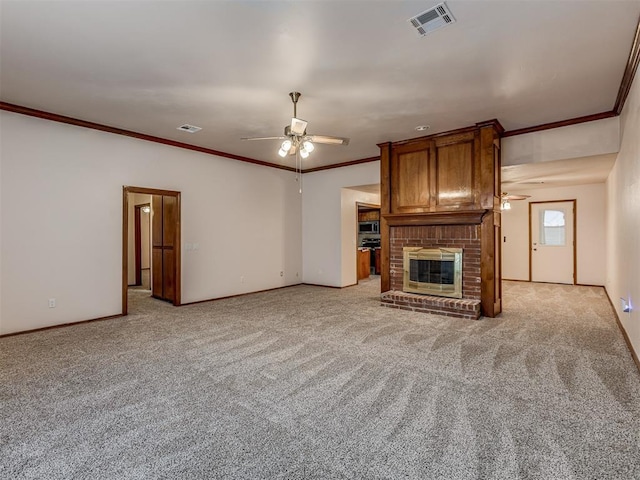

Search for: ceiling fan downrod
xmin=289 ymin=91 xmax=301 ymax=118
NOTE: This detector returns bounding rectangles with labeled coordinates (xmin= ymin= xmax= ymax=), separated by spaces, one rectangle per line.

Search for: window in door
xmin=539 ymin=209 xmax=566 ymax=246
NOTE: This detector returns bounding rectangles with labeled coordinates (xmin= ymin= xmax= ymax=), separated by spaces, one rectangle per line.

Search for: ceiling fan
xmin=501 ymin=192 xmax=531 ymax=210
xmin=241 ymin=92 xmax=350 ymax=159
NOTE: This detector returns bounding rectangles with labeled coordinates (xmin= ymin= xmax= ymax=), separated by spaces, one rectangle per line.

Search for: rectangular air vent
xmin=177 ymin=124 xmax=202 ymax=133
xmin=408 ymin=2 xmax=456 ymax=37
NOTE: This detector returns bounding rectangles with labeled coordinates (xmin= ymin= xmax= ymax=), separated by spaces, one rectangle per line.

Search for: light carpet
xmin=1 ymin=280 xmax=639 ymax=479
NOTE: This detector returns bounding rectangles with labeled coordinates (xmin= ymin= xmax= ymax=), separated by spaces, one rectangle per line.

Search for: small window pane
xmin=540 ymin=209 xmax=566 ymax=246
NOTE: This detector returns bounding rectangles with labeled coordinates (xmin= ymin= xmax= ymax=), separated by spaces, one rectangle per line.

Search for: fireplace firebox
xmin=403 ymin=247 xmax=463 ymax=298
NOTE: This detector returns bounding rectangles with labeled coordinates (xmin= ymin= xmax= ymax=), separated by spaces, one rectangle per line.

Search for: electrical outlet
xmin=621 ymin=297 xmax=633 ymax=313
xmin=280 ymin=271 xmax=284 ymax=277
xmin=48 ymin=298 xmax=56 ymax=308
xmin=240 ymin=276 xmax=245 ymax=283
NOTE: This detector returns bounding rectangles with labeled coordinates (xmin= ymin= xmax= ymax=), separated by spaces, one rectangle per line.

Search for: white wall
xmin=502 ymin=183 xmax=606 ymax=285
xmin=0 ymin=113 xmax=2 ymax=326
xmin=502 ymin=116 xmax=620 ymax=166
xmin=0 ymin=111 xmax=302 ymax=334
xmin=302 ymin=163 xmax=379 ymax=287
xmin=606 ymin=71 xmax=640 ymax=357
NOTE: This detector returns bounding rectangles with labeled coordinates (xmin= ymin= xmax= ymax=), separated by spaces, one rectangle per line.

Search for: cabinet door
xmin=357 ymin=250 xmax=371 ymax=280
xmin=358 ymin=210 xmax=380 ymax=222
xmin=390 ymin=140 xmax=434 ymax=213
xmin=434 ymin=132 xmax=478 ymax=210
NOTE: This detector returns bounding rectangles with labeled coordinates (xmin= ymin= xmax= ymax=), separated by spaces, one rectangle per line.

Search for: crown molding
xmin=502 ymin=111 xmax=617 ymax=138
xmin=0 ymin=102 xmax=296 ymax=173
xmin=302 ymin=156 xmax=380 ymax=173
xmin=614 ymin=14 xmax=640 ymax=115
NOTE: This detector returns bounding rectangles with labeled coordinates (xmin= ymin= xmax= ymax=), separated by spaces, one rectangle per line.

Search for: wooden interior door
xmin=152 ymin=194 xmax=178 ymax=302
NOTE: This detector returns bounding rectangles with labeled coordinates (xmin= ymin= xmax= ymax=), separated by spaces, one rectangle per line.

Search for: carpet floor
xmin=1 ymin=280 xmax=639 ymax=479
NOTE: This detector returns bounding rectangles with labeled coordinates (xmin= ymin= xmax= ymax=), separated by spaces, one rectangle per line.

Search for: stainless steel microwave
xmin=359 ymin=221 xmax=379 ymax=234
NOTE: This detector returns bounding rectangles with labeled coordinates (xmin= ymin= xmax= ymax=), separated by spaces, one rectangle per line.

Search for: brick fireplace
xmin=378 ymin=121 xmax=503 ymax=319
xmin=381 ymin=224 xmax=483 ymax=319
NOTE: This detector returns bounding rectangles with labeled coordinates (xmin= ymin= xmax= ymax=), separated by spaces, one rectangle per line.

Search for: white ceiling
xmin=502 ymin=153 xmax=618 ymax=191
xmin=1 ymin=1 xmax=638 ymax=171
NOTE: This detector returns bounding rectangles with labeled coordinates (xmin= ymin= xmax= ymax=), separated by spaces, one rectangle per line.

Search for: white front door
xmin=530 ymin=201 xmax=575 ymax=284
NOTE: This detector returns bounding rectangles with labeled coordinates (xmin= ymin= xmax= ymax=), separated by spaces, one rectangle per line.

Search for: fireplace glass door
xmin=403 ymin=247 xmax=463 ymax=298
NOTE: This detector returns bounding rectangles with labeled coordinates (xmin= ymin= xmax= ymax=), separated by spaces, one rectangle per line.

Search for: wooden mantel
xmin=383 ymin=210 xmax=487 ymax=227
xmin=379 ymin=120 xmax=503 ymax=318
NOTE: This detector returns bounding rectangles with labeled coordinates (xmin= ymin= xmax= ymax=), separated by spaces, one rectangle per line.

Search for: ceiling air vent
xmin=177 ymin=124 xmax=202 ymax=133
xmin=408 ymin=2 xmax=456 ymax=37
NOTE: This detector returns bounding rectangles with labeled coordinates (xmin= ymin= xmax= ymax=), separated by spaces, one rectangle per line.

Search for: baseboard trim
xmin=0 ymin=313 xmax=124 ymax=338
xmin=179 ymin=284 xmax=303 ymax=306
xmin=302 ymin=283 xmax=343 ymax=289
xmin=502 ymin=279 xmax=605 ymax=287
xmin=604 ymin=287 xmax=640 ymax=373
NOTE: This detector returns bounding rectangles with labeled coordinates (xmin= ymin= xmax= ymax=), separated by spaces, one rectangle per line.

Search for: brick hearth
xmin=380 ymin=290 xmax=481 ymax=320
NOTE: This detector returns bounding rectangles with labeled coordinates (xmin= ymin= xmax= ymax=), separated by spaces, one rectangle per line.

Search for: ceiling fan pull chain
xmin=294 ymin=147 xmax=302 ymax=194
xmin=299 ymin=165 xmax=303 ymax=194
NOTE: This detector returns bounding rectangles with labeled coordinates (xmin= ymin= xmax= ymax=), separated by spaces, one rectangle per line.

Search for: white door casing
xmin=530 ymin=200 xmax=575 ymax=284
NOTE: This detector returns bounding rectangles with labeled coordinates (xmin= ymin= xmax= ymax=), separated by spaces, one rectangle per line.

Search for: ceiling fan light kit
xmin=500 ymin=192 xmax=531 ymax=210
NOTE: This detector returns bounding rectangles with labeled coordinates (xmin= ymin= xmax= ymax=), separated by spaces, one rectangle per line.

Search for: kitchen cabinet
xmin=358 ymin=210 xmax=380 ymax=222
xmin=357 ymin=249 xmax=370 ymax=280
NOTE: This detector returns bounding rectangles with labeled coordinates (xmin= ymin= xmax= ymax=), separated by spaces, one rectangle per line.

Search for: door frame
xmin=528 ymin=199 xmax=576 ymax=284
xmin=123 ymin=186 xmax=182 ymax=315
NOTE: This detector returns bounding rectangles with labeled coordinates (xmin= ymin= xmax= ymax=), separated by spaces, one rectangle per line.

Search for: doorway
xmin=134 ymin=203 xmax=151 ymax=289
xmin=123 ymin=186 xmax=181 ymax=315
xmin=356 ymin=202 xmax=381 ymax=283
xmin=529 ymin=200 xmax=576 ymax=284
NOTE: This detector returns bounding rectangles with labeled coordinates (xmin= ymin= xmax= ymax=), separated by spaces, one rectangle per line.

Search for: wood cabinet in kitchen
xmin=357 ymin=249 xmax=370 ymax=280
xmin=358 ymin=210 xmax=380 ymax=222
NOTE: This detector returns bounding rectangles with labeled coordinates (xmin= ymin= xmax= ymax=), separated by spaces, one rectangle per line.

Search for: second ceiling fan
xmin=501 ymin=192 xmax=531 ymax=210
xmin=241 ymin=92 xmax=350 ymax=159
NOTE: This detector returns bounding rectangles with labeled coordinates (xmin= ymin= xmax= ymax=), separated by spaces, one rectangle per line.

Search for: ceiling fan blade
xmin=307 ymin=134 xmax=350 ymax=146
xmin=241 ymin=136 xmax=287 ymax=141
xmin=290 ymin=117 xmax=308 ymax=136
xmin=502 ymin=193 xmax=531 ymax=200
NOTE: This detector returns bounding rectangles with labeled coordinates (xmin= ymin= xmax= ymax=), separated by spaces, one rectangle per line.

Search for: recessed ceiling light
xmin=177 ymin=124 xmax=202 ymax=133
xmin=415 ymin=125 xmax=430 ymax=132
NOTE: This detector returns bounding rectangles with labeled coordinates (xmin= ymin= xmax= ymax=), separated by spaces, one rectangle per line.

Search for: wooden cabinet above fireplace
xmin=386 ymin=128 xmax=499 ymax=215
xmin=378 ymin=120 xmax=503 ymax=318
